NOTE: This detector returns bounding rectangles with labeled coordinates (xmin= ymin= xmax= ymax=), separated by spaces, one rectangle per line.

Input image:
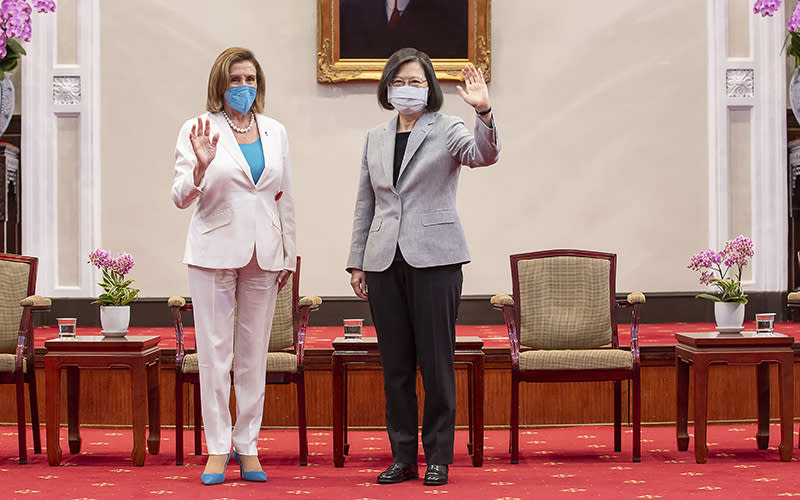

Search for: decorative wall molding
xmin=52 ymin=75 xmax=81 ymax=105
xmin=707 ymin=0 xmax=787 ymax=292
xmin=22 ymin=0 xmax=100 ymax=297
xmin=725 ymin=68 xmax=755 ymax=97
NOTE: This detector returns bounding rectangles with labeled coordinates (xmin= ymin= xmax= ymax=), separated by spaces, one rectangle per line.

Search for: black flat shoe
xmin=377 ymin=462 xmax=418 ymax=484
xmin=423 ymin=464 xmax=448 ymax=486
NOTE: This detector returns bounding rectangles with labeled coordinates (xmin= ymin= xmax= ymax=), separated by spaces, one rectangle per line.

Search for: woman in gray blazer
xmin=346 ymin=48 xmax=500 ymax=486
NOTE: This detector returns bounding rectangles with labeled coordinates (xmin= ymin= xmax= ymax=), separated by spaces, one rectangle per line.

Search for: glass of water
xmin=56 ymin=317 xmax=77 ymax=339
xmin=343 ymin=318 xmax=363 ymax=340
xmin=755 ymin=313 xmax=776 ymax=334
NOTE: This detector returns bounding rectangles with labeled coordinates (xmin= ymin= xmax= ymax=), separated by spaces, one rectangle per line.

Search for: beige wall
xmin=99 ymin=1 xmax=708 ymax=298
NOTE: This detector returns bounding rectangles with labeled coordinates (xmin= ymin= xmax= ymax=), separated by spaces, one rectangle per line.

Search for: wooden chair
xmin=168 ymin=256 xmax=321 ymax=465
xmin=490 ymin=250 xmax=645 ymax=463
xmin=0 ymin=253 xmax=50 ymax=464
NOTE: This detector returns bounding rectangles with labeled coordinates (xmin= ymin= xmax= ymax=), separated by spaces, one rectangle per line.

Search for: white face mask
xmin=388 ymin=86 xmax=428 ymax=115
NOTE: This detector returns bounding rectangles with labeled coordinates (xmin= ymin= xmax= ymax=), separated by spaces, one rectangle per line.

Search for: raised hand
xmin=456 ymin=64 xmax=490 ymax=113
xmin=189 ymin=117 xmax=220 ymax=185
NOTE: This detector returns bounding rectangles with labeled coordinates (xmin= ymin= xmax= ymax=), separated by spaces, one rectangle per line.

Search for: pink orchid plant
xmin=754 ymin=0 xmax=800 ymax=66
xmin=88 ymin=249 xmax=140 ymax=306
xmin=0 ymin=0 xmax=56 ymax=80
xmin=688 ymin=236 xmax=754 ymax=304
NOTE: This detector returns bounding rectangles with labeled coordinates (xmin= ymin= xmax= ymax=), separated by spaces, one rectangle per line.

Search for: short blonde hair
xmin=206 ymin=47 xmax=266 ymax=114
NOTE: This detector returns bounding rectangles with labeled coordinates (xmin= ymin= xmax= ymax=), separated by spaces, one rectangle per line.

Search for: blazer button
xmin=250 ymin=190 xmax=256 ymax=195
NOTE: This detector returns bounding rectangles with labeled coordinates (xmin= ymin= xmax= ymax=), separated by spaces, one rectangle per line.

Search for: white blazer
xmin=172 ymin=111 xmax=296 ymax=272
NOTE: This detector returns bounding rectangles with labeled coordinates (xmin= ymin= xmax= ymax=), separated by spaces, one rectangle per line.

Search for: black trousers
xmin=366 ymin=259 xmax=463 ymax=465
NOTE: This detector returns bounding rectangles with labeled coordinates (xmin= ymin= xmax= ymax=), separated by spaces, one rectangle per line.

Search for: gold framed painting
xmin=317 ymin=0 xmax=491 ymax=82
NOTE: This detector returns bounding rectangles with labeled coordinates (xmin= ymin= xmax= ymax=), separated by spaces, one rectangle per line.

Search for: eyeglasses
xmin=390 ymin=78 xmax=427 ymax=88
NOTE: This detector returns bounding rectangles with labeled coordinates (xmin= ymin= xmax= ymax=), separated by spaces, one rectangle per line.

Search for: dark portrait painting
xmin=339 ymin=0 xmax=469 ymax=59
xmin=317 ymin=0 xmax=490 ymax=82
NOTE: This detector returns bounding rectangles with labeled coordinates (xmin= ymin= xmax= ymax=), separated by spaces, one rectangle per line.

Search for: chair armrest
xmin=616 ymin=293 xmax=644 ymax=364
xmin=295 ymin=296 xmax=322 ymax=366
xmin=19 ymin=295 xmax=50 ymax=360
xmin=490 ymin=294 xmax=520 ymax=367
xmin=616 ymin=292 xmax=646 ymax=307
xmin=168 ymin=296 xmax=190 ymax=367
xmin=789 ymin=291 xmax=800 ymax=302
xmin=299 ymin=295 xmax=322 ymax=310
xmin=168 ymin=296 xmax=185 ymax=308
xmin=490 ymin=293 xmax=514 ymax=308
xmin=20 ymin=294 xmax=51 ymax=312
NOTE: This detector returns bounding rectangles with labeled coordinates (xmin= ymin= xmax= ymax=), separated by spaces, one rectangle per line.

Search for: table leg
xmin=130 ymin=362 xmax=147 ymax=466
xmin=66 ymin=367 xmax=81 ymax=454
xmin=756 ymin=362 xmax=770 ymax=450
xmin=45 ymin=357 xmax=62 ymax=466
xmin=343 ymin=363 xmax=350 ymax=456
xmin=676 ymin=355 xmax=690 ymax=451
xmin=472 ymin=354 xmax=484 ymax=467
xmin=466 ymin=362 xmax=474 ymax=457
xmin=146 ymin=359 xmax=160 ymax=455
xmin=332 ymin=353 xmax=345 ymax=467
xmin=693 ymin=359 xmax=709 ymax=464
xmin=779 ymin=355 xmax=794 ymax=462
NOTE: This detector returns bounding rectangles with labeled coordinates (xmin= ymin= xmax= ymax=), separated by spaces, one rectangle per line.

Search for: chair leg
xmin=193 ymin=383 xmax=202 ymax=455
xmin=28 ymin=368 xmax=41 ymax=454
xmin=510 ymin=369 xmax=519 ymax=464
xmin=16 ymin=372 xmax=27 ymax=464
xmin=296 ymin=374 xmax=308 ymax=466
xmin=632 ymin=373 xmax=641 ymax=463
xmin=175 ymin=373 xmax=184 ymax=466
xmin=613 ymin=380 xmax=621 ymax=452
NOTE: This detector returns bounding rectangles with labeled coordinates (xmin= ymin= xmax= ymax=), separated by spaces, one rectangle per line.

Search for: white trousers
xmin=187 ymin=253 xmax=279 ymax=455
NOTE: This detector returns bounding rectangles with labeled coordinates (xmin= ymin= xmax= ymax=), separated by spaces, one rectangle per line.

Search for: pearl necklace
xmin=222 ymin=110 xmax=255 ymax=134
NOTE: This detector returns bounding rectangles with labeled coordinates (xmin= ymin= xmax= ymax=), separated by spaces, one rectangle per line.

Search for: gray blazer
xmin=346 ymin=110 xmax=500 ymax=272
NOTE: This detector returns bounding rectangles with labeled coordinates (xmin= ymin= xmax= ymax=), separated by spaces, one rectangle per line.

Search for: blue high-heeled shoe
xmin=232 ymin=449 xmax=267 ymax=482
xmin=200 ymin=452 xmax=230 ymax=485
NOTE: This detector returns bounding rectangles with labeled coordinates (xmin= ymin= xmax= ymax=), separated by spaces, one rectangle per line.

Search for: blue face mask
xmin=225 ymin=85 xmax=257 ymax=115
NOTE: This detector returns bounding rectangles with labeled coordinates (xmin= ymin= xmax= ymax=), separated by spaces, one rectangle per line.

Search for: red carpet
xmin=32 ymin=322 xmax=800 ymax=350
xmin=2 ymin=424 xmax=798 ymax=499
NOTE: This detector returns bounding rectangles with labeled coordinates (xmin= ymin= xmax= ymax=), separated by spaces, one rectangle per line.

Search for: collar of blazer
xmin=209 ymin=111 xmax=272 ymax=187
xmin=382 ymin=110 xmax=435 ymax=188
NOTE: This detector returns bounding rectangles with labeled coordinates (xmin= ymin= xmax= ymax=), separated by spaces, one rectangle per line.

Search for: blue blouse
xmin=239 ymin=139 xmax=265 ymax=184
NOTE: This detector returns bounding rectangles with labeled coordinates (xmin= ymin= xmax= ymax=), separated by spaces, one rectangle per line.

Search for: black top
xmin=393 ymin=131 xmax=411 ymax=187
xmin=392 ymin=131 xmax=411 ymax=262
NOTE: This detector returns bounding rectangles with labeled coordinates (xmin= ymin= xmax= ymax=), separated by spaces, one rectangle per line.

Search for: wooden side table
xmin=45 ymin=335 xmax=161 ymax=466
xmin=332 ymin=335 xmax=484 ymax=467
xmin=675 ymin=331 xmax=794 ymax=463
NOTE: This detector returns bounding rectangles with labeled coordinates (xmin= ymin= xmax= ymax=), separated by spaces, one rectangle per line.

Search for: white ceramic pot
xmin=714 ymin=302 xmax=745 ymax=330
xmin=100 ymin=305 xmax=130 ymax=337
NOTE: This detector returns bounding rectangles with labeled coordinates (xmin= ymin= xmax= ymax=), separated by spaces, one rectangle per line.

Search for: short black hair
xmin=377 ymin=48 xmax=443 ymax=112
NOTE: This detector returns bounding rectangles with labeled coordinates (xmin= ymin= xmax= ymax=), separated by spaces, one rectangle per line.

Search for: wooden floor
xmin=1 ymin=345 xmax=799 ymax=429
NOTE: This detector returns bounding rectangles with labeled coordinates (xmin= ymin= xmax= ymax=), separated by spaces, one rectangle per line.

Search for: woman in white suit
xmin=172 ymin=47 xmax=296 ymax=485
xmin=346 ymin=48 xmax=499 ymax=486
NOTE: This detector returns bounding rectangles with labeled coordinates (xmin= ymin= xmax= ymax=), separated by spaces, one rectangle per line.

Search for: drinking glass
xmin=343 ymin=318 xmax=363 ymax=340
xmin=755 ymin=313 xmax=776 ymax=334
xmin=56 ymin=317 xmax=77 ymax=338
